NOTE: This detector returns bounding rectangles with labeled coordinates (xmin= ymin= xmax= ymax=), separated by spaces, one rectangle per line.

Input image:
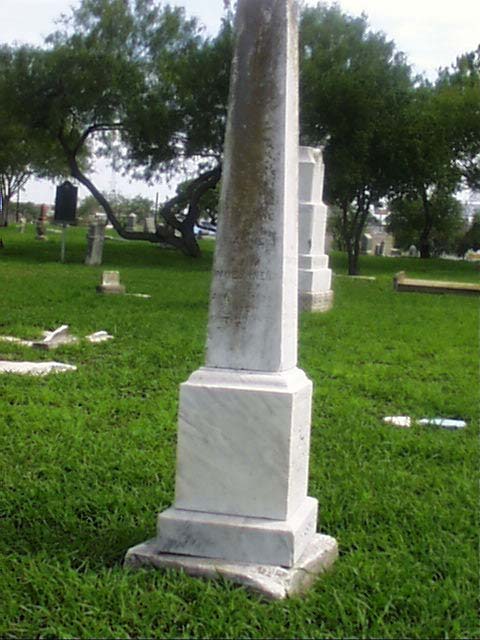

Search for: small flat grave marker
xmin=97 ymin=271 xmax=126 ymax=295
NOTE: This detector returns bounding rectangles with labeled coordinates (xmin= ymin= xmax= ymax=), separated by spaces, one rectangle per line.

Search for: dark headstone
xmin=54 ymin=181 xmax=78 ymax=223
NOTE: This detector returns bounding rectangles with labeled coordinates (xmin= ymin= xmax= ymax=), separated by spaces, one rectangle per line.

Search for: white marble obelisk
xmin=298 ymin=147 xmax=334 ymax=312
xmin=125 ymin=0 xmax=337 ymax=599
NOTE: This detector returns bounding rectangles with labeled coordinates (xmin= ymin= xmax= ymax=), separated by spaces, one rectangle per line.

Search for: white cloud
xmin=333 ymin=0 xmax=480 ymax=78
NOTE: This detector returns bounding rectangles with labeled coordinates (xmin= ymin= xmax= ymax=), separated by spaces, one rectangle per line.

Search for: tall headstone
xmin=127 ymin=213 xmax=137 ymax=232
xmin=361 ymin=233 xmax=373 ymax=254
xmin=124 ymin=0 xmax=337 ymax=599
xmin=85 ymin=213 xmax=107 ymax=266
xmin=298 ymin=146 xmax=334 ymax=312
xmin=35 ymin=204 xmax=48 ymax=241
xmin=144 ymin=216 xmax=156 ymax=234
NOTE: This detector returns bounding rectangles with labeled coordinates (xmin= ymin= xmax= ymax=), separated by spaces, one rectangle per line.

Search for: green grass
xmin=0 ymin=225 xmax=478 ymax=639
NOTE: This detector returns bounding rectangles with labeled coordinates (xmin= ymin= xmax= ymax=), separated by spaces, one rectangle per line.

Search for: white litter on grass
xmin=418 ymin=418 xmax=467 ymax=430
xmin=1 ymin=326 xmax=114 ymax=347
xmin=0 ymin=336 xmax=34 ymax=347
xmin=126 ymin=293 xmax=152 ymax=299
xmin=383 ymin=416 xmax=467 ymax=430
xmin=383 ymin=416 xmax=411 ymax=428
xmin=105 ymin=234 xmax=128 ymax=242
xmin=0 ymin=360 xmax=77 ymax=375
xmin=333 ymin=274 xmax=377 ymax=281
xmin=86 ymin=331 xmax=114 ymax=343
xmin=33 ymin=324 xmax=78 ymax=349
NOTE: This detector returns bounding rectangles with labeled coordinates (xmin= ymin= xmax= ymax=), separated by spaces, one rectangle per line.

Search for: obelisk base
xmin=299 ymin=289 xmax=334 ymax=312
xmin=172 ymin=367 xmax=315 ymax=525
xmin=298 ymin=257 xmax=334 ymax=313
xmin=125 ymin=533 xmax=338 ymax=600
xmin=155 ymin=496 xmax=318 ymax=567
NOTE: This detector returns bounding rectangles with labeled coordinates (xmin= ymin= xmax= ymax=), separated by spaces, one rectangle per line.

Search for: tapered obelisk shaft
xmin=206 ymin=0 xmax=299 ymax=372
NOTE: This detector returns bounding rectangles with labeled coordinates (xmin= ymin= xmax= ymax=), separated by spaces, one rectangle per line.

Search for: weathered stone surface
xmin=33 ymin=325 xmax=78 ymax=350
xmin=125 ymin=533 xmax=338 ymax=600
xmin=97 ymin=271 xmax=126 ymax=295
xmin=174 ymin=367 xmax=312 ymax=521
xmin=298 ymin=146 xmax=333 ymax=312
xmin=144 ymin=217 xmax=156 ymax=234
xmin=299 ymin=290 xmax=334 ymax=313
xmin=206 ymin=0 xmax=300 ymax=373
xmin=35 ymin=205 xmax=48 ymax=240
xmin=156 ymin=497 xmax=318 ymax=567
xmin=127 ymin=213 xmax=137 ymax=232
xmin=0 ymin=360 xmax=77 ymax=375
xmin=85 ymin=217 xmax=106 ymax=266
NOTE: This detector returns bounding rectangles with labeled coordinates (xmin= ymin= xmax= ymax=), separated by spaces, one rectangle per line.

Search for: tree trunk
xmin=340 ymin=204 xmax=358 ymax=275
xmin=60 ymin=134 xmax=221 ymax=258
xmin=347 ymin=247 xmax=359 ymax=275
xmin=178 ymin=165 xmax=222 ymax=258
xmin=0 ymin=196 xmax=10 ymax=227
xmin=419 ymin=189 xmax=433 ymax=259
xmin=346 ymin=199 xmax=370 ymax=276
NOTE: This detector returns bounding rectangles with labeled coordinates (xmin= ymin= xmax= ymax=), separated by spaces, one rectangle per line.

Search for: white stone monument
xmin=127 ymin=213 xmax=137 ymax=232
xmin=144 ymin=217 xmax=156 ymax=234
xmin=298 ymin=146 xmax=334 ymax=312
xmin=124 ymin=0 xmax=337 ymax=599
xmin=96 ymin=271 xmax=125 ymax=295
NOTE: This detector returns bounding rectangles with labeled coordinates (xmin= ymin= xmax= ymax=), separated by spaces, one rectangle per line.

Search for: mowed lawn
xmin=0 ymin=225 xmax=478 ymax=638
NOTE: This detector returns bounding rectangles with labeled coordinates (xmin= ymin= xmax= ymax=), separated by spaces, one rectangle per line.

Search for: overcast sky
xmin=1 ymin=0 xmax=479 ymax=204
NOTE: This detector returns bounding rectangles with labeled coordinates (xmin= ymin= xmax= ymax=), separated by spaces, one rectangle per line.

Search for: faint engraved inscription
xmin=214 ymin=269 xmax=273 ymax=282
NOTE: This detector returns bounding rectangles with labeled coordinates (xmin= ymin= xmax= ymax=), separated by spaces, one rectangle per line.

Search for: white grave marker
xmin=96 ymin=271 xmax=126 ymax=295
xmin=125 ymin=0 xmax=337 ymax=599
xmin=298 ymin=146 xmax=334 ymax=312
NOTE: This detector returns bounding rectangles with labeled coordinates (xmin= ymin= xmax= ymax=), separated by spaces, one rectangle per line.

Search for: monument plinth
xmin=125 ymin=0 xmax=337 ymax=599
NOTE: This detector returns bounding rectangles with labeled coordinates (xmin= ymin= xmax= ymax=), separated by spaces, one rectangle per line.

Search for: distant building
xmin=372 ymin=206 xmax=389 ymax=227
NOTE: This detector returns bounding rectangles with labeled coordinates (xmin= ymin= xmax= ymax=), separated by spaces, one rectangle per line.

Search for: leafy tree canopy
xmin=300 ymin=3 xmax=413 ymax=273
xmin=0 ymin=46 xmax=68 ymax=224
xmin=387 ymin=192 xmax=464 ymax=256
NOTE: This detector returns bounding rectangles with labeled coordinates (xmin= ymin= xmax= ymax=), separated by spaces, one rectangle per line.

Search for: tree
xmin=456 ymin=213 xmax=480 ymax=256
xmin=387 ymin=192 xmax=464 ymax=256
xmin=299 ymin=4 xmax=413 ymax=274
xmin=174 ymin=178 xmax=221 ymax=227
xmin=391 ymin=85 xmax=462 ymax=258
xmin=390 ymin=48 xmax=480 ymax=258
xmin=3 ymin=0 xmax=231 ymax=255
xmin=436 ymin=47 xmax=480 ymax=190
xmin=120 ymin=8 xmax=232 ymax=252
xmin=0 ymin=46 xmax=67 ymax=226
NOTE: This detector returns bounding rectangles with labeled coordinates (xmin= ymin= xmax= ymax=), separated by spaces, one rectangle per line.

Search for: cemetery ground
xmin=0 ymin=226 xmax=478 ymax=639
